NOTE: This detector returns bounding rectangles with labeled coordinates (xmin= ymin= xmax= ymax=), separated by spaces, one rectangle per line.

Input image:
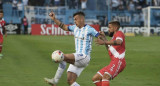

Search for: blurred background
xmin=1 ymin=0 xmax=160 ymax=36
xmin=0 ymin=0 xmax=160 ymax=86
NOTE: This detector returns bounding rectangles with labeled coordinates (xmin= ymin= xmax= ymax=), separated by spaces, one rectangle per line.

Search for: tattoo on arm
xmin=59 ymin=22 xmax=64 ymax=28
xmin=113 ymin=40 xmax=117 ymax=45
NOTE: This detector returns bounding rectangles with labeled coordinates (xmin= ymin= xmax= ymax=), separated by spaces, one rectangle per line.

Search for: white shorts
xmin=67 ymin=53 xmax=90 ymax=77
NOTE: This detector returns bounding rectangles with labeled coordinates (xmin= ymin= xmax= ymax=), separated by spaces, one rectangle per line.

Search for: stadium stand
xmin=1 ymin=0 xmax=160 ymax=25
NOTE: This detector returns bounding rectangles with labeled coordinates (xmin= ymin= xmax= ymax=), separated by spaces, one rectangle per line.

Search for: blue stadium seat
xmin=3 ymin=3 xmax=22 ymax=24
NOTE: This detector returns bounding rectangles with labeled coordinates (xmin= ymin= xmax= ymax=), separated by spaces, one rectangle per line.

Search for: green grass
xmin=0 ymin=35 xmax=160 ymax=86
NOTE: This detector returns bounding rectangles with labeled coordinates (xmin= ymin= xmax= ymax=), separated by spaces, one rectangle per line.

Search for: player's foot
xmin=44 ymin=78 xmax=56 ymax=86
xmin=0 ymin=54 xmax=3 ymax=59
xmin=0 ymin=54 xmax=3 ymax=57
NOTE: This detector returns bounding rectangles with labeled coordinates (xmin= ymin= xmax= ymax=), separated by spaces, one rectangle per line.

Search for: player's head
xmin=108 ymin=21 xmax=120 ymax=37
xmin=73 ymin=11 xmax=85 ymax=28
xmin=0 ymin=10 xmax=4 ymax=19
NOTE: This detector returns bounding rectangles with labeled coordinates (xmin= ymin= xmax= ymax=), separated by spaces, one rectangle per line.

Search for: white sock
xmin=70 ymin=82 xmax=80 ymax=86
xmin=53 ymin=61 xmax=66 ymax=84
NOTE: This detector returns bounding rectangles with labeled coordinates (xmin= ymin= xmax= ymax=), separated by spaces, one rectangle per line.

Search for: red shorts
xmin=0 ymin=34 xmax=3 ymax=43
xmin=98 ymin=58 xmax=126 ymax=79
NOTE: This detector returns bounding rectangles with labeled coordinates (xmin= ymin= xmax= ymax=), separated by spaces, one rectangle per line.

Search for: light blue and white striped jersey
xmin=68 ymin=24 xmax=99 ymax=56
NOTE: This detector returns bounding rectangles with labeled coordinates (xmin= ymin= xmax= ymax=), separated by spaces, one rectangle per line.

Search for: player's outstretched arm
xmin=49 ymin=11 xmax=69 ymax=31
xmin=104 ymin=39 xmax=122 ymax=45
xmin=95 ymin=39 xmax=122 ymax=45
xmin=98 ymin=31 xmax=107 ymax=41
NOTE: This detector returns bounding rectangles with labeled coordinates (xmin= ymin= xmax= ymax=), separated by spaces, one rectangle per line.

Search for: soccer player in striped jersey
xmin=44 ymin=11 xmax=100 ymax=86
xmin=92 ymin=21 xmax=126 ymax=86
xmin=0 ymin=10 xmax=7 ymax=59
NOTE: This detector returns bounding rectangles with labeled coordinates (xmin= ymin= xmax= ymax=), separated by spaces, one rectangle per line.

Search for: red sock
xmin=102 ymin=80 xmax=109 ymax=86
xmin=94 ymin=81 xmax=102 ymax=86
xmin=0 ymin=45 xmax=2 ymax=53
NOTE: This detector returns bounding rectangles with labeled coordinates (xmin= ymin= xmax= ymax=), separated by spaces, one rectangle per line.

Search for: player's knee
xmin=102 ymin=73 xmax=111 ymax=80
xmin=92 ymin=76 xmax=97 ymax=82
xmin=92 ymin=74 xmax=101 ymax=82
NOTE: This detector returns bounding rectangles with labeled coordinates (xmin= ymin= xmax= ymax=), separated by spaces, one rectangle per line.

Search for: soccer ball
xmin=51 ymin=50 xmax=64 ymax=62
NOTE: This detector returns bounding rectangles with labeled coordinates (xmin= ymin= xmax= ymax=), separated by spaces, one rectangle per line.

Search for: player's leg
xmin=0 ymin=35 xmax=3 ymax=58
xmin=64 ymin=53 xmax=90 ymax=67
xmin=44 ymin=61 xmax=67 ymax=85
xmin=92 ymin=72 xmax=110 ymax=86
xmin=0 ymin=43 xmax=3 ymax=57
xmin=67 ymin=53 xmax=90 ymax=86
xmin=67 ymin=72 xmax=79 ymax=86
xmin=92 ymin=73 xmax=102 ymax=86
xmin=67 ymin=64 xmax=85 ymax=86
xmin=101 ymin=73 xmax=111 ymax=86
xmin=101 ymin=59 xmax=126 ymax=86
xmin=44 ymin=53 xmax=75 ymax=85
xmin=93 ymin=63 xmax=113 ymax=86
xmin=63 ymin=53 xmax=75 ymax=64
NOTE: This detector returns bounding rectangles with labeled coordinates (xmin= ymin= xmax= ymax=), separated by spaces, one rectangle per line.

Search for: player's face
xmin=0 ymin=13 xmax=3 ymax=19
xmin=74 ymin=15 xmax=84 ymax=28
xmin=108 ymin=24 xmax=114 ymax=37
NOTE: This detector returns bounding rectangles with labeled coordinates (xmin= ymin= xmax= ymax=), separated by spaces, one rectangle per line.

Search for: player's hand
xmin=49 ymin=11 xmax=56 ymax=20
xmin=99 ymin=31 xmax=105 ymax=37
xmin=98 ymin=31 xmax=107 ymax=40
xmin=95 ymin=38 xmax=105 ymax=45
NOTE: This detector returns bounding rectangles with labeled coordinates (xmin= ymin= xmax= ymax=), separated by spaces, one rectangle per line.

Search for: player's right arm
xmin=49 ymin=11 xmax=69 ymax=31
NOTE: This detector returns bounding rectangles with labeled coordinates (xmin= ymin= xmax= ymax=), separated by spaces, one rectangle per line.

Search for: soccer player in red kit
xmin=0 ymin=10 xmax=7 ymax=58
xmin=92 ymin=21 xmax=126 ymax=86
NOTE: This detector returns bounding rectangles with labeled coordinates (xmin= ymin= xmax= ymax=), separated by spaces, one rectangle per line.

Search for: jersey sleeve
xmin=115 ymin=31 xmax=124 ymax=42
xmin=89 ymin=27 xmax=99 ymax=37
xmin=68 ymin=25 xmax=76 ymax=32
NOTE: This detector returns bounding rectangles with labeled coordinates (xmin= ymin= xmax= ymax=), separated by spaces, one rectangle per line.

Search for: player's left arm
xmin=96 ymin=31 xmax=124 ymax=45
xmin=49 ymin=11 xmax=69 ymax=31
xmin=104 ymin=39 xmax=122 ymax=45
xmin=95 ymin=36 xmax=123 ymax=45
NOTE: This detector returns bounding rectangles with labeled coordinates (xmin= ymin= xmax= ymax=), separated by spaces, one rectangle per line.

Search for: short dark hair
xmin=73 ymin=11 xmax=85 ymax=17
xmin=109 ymin=21 xmax=120 ymax=28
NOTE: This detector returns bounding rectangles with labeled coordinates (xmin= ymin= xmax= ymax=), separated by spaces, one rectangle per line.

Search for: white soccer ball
xmin=51 ymin=50 xmax=64 ymax=63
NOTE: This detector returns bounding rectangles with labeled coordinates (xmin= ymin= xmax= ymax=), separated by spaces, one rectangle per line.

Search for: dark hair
xmin=0 ymin=10 xmax=3 ymax=13
xmin=73 ymin=11 xmax=85 ymax=17
xmin=109 ymin=21 xmax=120 ymax=28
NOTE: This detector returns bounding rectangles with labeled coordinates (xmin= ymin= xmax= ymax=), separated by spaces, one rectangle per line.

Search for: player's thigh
xmin=110 ymin=59 xmax=126 ymax=78
xmin=99 ymin=59 xmax=126 ymax=79
xmin=0 ymin=35 xmax=3 ymax=44
xmin=64 ymin=53 xmax=75 ymax=64
xmin=74 ymin=53 xmax=90 ymax=67
xmin=67 ymin=64 xmax=85 ymax=77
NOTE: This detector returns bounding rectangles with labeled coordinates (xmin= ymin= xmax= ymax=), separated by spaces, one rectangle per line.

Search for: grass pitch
xmin=0 ymin=35 xmax=160 ymax=86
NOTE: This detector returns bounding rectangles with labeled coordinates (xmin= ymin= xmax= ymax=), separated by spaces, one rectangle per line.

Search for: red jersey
xmin=0 ymin=19 xmax=6 ymax=35
xmin=108 ymin=31 xmax=125 ymax=60
xmin=98 ymin=31 xmax=126 ymax=79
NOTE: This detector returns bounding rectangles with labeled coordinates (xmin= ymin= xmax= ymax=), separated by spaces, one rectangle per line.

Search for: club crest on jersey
xmin=77 ymin=54 xmax=83 ymax=57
